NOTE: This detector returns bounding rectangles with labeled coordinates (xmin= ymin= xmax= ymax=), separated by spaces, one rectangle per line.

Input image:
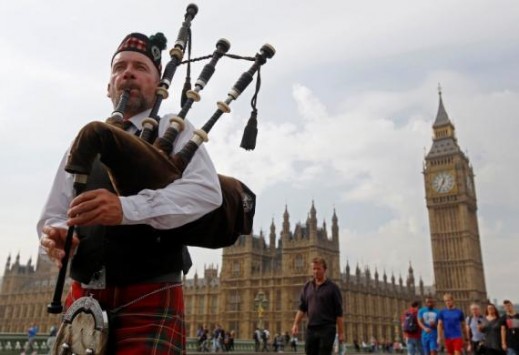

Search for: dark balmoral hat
xmin=112 ymin=32 xmax=167 ymax=74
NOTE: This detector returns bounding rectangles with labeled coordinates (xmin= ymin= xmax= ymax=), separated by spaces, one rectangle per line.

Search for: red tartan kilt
xmin=66 ymin=281 xmax=186 ymax=355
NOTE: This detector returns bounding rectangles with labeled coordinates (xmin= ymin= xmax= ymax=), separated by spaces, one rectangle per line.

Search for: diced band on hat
xmin=112 ymin=32 xmax=167 ymax=74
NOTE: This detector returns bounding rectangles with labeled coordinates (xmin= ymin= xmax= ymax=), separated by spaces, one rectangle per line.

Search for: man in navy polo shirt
xmin=291 ymin=257 xmax=344 ymax=355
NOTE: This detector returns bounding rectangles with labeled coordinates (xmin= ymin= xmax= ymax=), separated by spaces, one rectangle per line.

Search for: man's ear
xmin=107 ymin=83 xmax=111 ymax=98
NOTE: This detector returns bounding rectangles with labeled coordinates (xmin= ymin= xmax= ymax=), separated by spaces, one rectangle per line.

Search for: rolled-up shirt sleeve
xmin=36 ymin=151 xmax=74 ymax=238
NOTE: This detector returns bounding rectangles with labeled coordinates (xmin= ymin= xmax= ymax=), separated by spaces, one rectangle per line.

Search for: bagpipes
xmin=48 ymin=3 xmax=274 ymax=354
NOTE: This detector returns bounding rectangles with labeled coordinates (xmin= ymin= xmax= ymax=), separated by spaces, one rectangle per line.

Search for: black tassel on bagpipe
xmin=240 ymin=65 xmax=262 ymax=150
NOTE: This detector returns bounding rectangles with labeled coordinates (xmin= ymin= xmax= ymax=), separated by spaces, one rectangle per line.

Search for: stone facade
xmin=183 ymin=202 xmax=423 ymax=342
xmin=0 ymin=254 xmax=64 ymax=333
xmin=0 ymin=203 xmax=421 ymax=344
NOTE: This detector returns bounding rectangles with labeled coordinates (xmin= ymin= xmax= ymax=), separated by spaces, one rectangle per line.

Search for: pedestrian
xmin=500 ymin=300 xmax=519 ymax=355
xmin=284 ymin=331 xmax=291 ymax=350
xmin=417 ymin=296 xmax=440 ymax=355
xmin=353 ymin=339 xmax=361 ymax=353
xmin=37 ymin=30 xmax=222 ymax=354
xmin=466 ymin=303 xmax=486 ymax=355
xmin=402 ymin=300 xmax=422 ymax=355
xmin=262 ymin=328 xmax=270 ymax=352
xmin=254 ymin=328 xmax=262 ymax=352
xmin=437 ymin=293 xmax=469 ymax=355
xmin=46 ymin=325 xmax=57 ymax=355
xmin=291 ymin=256 xmax=344 ymax=355
xmin=479 ymin=303 xmax=504 ymax=355
xmin=21 ymin=323 xmax=38 ymax=355
xmin=291 ymin=335 xmax=298 ymax=352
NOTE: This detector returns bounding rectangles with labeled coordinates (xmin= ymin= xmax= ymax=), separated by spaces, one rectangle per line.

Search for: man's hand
xmin=40 ymin=226 xmax=79 ymax=268
xmin=291 ymin=324 xmax=298 ymax=336
xmin=68 ymin=188 xmax=123 ymax=226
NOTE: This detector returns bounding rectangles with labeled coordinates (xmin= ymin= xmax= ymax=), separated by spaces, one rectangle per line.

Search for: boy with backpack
xmin=402 ymin=301 xmax=423 ymax=355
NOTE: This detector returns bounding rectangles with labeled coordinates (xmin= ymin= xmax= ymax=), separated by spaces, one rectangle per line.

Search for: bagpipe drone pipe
xmin=48 ymin=2 xmax=274 ymax=317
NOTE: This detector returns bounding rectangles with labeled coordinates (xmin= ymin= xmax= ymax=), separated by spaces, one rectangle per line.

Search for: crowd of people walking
xmin=401 ymin=295 xmax=519 ymax=355
xmin=196 ymin=324 xmax=235 ymax=352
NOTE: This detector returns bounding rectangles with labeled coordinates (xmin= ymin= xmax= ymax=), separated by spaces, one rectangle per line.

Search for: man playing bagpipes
xmin=37 ymin=30 xmax=222 ymax=354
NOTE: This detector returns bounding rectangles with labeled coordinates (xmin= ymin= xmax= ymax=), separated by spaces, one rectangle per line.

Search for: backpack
xmin=403 ymin=311 xmax=419 ymax=333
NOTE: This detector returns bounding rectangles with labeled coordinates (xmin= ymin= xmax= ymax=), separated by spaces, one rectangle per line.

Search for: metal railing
xmin=0 ymin=334 xmax=263 ymax=354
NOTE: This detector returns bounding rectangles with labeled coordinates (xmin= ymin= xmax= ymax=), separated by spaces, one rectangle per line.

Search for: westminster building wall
xmin=0 ymin=202 xmax=422 ymax=343
xmin=182 ymin=202 xmax=423 ymax=342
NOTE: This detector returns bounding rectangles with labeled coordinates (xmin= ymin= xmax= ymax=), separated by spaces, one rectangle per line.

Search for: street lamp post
xmin=393 ymin=313 xmax=401 ymax=343
xmin=253 ymin=291 xmax=268 ymax=330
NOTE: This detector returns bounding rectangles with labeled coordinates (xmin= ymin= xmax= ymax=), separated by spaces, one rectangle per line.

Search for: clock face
xmin=432 ymin=171 xmax=455 ymax=193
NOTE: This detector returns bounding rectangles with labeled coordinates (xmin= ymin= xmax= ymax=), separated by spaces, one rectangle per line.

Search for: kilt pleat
xmin=65 ymin=281 xmax=186 ymax=354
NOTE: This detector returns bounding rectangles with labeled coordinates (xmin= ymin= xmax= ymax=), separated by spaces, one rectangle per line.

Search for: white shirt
xmin=36 ymin=109 xmax=222 ymax=237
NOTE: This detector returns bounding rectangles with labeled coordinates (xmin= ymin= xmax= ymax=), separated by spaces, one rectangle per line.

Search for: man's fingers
xmin=40 ymin=235 xmax=54 ymax=249
xmin=68 ymin=188 xmax=122 ymax=226
xmin=40 ymin=226 xmax=78 ymax=269
xmin=68 ymin=212 xmax=90 ymax=226
xmin=69 ymin=190 xmax=96 ymax=208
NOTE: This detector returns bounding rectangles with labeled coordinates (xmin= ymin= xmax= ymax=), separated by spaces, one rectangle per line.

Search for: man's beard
xmin=125 ymin=93 xmax=150 ymax=115
xmin=114 ymin=84 xmax=152 ymax=115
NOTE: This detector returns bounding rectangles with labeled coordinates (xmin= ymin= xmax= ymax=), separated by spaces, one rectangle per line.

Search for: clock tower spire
xmin=423 ymin=89 xmax=487 ymax=312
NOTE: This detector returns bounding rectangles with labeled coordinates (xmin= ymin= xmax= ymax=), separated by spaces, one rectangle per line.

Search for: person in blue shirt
xmin=465 ymin=303 xmax=486 ymax=355
xmin=418 ymin=296 xmax=441 ymax=355
xmin=21 ymin=323 xmax=38 ymax=355
xmin=437 ymin=293 xmax=469 ymax=355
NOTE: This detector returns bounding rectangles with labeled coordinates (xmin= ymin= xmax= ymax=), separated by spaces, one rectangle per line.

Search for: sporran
xmin=52 ymin=296 xmax=109 ymax=355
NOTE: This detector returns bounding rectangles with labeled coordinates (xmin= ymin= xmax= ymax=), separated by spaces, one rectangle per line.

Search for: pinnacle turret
xmin=282 ymin=205 xmax=290 ymax=235
xmin=331 ymin=208 xmax=339 ymax=242
xmin=269 ymin=218 xmax=276 ymax=249
xmin=433 ymin=86 xmax=452 ymax=127
xmin=426 ymin=88 xmax=460 ymax=159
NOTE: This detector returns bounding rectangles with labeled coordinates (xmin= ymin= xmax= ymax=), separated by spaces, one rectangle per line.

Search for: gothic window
xmin=294 ymin=254 xmax=304 ymax=273
xmin=198 ymin=296 xmax=205 ymax=314
xmin=185 ymin=297 xmax=192 ymax=314
xmin=252 ymin=260 xmax=260 ymax=274
xmin=232 ymin=261 xmax=241 ymax=277
xmin=211 ymin=295 xmax=218 ymax=314
xmin=229 ymin=289 xmax=241 ymax=312
xmin=275 ymin=289 xmax=281 ymax=311
xmin=293 ymin=289 xmax=301 ymax=309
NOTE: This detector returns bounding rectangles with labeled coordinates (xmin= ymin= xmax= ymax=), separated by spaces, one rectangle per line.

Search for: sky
xmin=0 ymin=0 xmax=518 ymax=303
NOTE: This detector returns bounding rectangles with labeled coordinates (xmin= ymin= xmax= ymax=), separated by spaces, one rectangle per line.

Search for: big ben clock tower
xmin=423 ymin=89 xmax=487 ymax=311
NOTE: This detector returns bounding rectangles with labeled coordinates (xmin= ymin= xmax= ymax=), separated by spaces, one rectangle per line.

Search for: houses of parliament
xmin=0 ymin=92 xmax=487 ymax=342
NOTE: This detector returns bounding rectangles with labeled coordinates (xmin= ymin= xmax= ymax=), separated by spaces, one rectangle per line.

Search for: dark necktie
xmin=122 ymin=120 xmax=141 ymax=136
xmin=122 ymin=119 xmax=133 ymax=131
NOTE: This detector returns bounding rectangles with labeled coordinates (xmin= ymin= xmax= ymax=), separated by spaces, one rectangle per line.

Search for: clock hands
xmin=433 ymin=172 xmax=454 ymax=193
xmin=439 ymin=177 xmax=446 ymax=191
